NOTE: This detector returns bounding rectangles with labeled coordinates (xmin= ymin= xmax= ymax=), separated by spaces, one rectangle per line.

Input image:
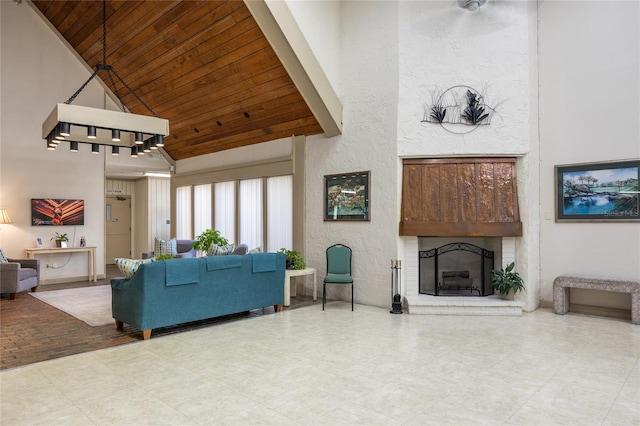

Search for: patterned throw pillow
xmin=248 ymin=246 xmax=263 ymax=254
xmin=0 ymin=248 xmax=8 ymax=263
xmin=115 ymin=258 xmax=155 ymax=279
xmin=154 ymin=238 xmax=177 ymax=257
xmin=206 ymin=244 xmax=235 ymax=256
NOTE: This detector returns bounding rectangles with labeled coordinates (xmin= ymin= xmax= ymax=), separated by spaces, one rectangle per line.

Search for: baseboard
xmin=539 ymin=300 xmax=553 ymax=309
xmin=569 ymin=303 xmax=631 ymax=321
xmin=40 ymin=274 xmax=106 ymax=285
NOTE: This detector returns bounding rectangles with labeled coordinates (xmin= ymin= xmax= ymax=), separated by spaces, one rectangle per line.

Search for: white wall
xmin=305 ymin=1 xmax=400 ymax=308
xmin=0 ymin=2 xmax=106 ymax=282
xmin=284 ymin=0 xmax=341 ymax=92
xmin=539 ymin=1 xmax=640 ymax=309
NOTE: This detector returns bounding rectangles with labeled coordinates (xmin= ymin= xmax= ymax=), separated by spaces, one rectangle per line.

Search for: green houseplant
xmin=278 ymin=248 xmax=306 ymax=270
xmin=154 ymin=253 xmax=175 ymax=261
xmin=192 ymin=229 xmax=229 ymax=254
xmin=491 ymin=262 xmax=524 ymax=299
xmin=51 ymin=232 xmax=69 ymax=248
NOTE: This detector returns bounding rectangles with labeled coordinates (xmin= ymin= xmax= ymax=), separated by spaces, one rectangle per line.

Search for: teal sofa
xmin=111 ymin=253 xmax=285 ymax=339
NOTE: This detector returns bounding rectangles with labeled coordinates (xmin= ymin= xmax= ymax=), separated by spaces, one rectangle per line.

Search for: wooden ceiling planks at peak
xmin=31 ymin=0 xmax=323 ymax=161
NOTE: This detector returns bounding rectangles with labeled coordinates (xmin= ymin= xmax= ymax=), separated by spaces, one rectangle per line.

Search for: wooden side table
xmin=25 ymin=246 xmax=97 ymax=282
xmin=284 ymin=267 xmax=317 ymax=307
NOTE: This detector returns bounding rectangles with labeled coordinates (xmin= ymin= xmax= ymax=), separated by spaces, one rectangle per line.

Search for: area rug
xmin=29 ymin=285 xmax=113 ymax=327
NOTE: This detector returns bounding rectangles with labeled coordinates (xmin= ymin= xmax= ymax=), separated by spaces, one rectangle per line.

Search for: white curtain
xmin=214 ymin=181 xmax=236 ymax=245
xmin=239 ymin=178 xmax=263 ymax=251
xmin=175 ymin=186 xmax=192 ymax=239
xmin=267 ymin=175 xmax=292 ymax=252
xmin=193 ymin=183 xmax=212 ymax=238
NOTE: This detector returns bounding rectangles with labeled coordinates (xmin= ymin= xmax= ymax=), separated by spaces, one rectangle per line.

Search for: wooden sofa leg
xmin=115 ymin=320 xmax=124 ymax=330
xmin=9 ymin=293 xmax=16 ymax=300
xmin=275 ymin=304 xmax=282 ymax=312
xmin=142 ymin=329 xmax=152 ymax=340
xmin=31 ymin=286 xmax=39 ymax=293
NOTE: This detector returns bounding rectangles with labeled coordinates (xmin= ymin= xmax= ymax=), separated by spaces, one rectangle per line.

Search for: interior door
xmin=106 ymin=196 xmax=131 ymax=264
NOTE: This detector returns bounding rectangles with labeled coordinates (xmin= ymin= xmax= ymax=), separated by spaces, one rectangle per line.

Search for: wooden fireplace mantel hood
xmin=400 ymin=158 xmax=523 ymax=237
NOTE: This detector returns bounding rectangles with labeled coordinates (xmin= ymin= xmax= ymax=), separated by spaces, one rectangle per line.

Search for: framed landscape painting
xmin=555 ymin=160 xmax=640 ymax=222
xmin=324 ymin=171 xmax=370 ymax=221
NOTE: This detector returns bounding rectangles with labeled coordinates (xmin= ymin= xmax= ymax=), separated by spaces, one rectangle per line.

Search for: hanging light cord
xmin=64 ymin=0 xmax=157 ymax=117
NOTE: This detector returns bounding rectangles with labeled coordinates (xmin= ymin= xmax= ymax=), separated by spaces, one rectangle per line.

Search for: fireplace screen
xmin=419 ymin=242 xmax=494 ymax=296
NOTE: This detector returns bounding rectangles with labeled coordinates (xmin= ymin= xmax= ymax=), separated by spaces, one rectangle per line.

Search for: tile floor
xmin=1 ymin=303 xmax=639 ymax=425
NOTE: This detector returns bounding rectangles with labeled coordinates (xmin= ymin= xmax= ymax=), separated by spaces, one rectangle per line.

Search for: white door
xmin=106 ymin=196 xmax=131 ymax=264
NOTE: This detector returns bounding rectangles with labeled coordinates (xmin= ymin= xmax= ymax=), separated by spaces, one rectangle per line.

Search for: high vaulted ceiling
xmin=31 ymin=0 xmax=325 ymax=161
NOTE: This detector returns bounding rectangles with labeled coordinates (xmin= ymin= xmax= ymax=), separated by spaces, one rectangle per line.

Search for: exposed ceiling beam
xmin=245 ymin=0 xmax=342 ymax=138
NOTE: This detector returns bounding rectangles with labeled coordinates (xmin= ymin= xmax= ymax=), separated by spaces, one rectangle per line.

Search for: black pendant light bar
xmin=41 ymin=0 xmax=169 ymax=154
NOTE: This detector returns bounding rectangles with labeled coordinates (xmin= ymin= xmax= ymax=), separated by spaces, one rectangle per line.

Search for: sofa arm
xmin=9 ymin=258 xmax=40 ymax=284
xmin=175 ymin=251 xmax=196 ymax=259
xmin=0 ymin=263 xmax=20 ymax=291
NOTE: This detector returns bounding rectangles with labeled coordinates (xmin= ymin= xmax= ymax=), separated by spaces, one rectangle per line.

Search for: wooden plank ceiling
xmin=32 ymin=0 xmax=323 ymax=161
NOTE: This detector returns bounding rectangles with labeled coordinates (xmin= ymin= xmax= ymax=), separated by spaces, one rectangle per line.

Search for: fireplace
xmin=419 ymin=242 xmax=494 ymax=296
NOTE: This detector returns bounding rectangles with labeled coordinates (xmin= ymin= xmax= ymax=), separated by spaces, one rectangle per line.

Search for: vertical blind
xmin=215 ymin=181 xmax=236 ymax=245
xmin=239 ymin=178 xmax=263 ymax=251
xmin=175 ymin=186 xmax=192 ymax=239
xmin=177 ymin=176 xmax=293 ymax=252
xmin=267 ymin=175 xmax=292 ymax=252
xmin=193 ymin=184 xmax=212 ymax=238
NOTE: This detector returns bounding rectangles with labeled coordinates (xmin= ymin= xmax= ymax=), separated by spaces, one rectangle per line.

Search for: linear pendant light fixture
xmin=41 ymin=0 xmax=169 ymax=154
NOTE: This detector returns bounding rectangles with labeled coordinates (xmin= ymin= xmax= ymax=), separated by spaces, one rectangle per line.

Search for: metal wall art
xmin=555 ymin=159 xmax=640 ymax=222
xmin=422 ymin=85 xmax=501 ymax=134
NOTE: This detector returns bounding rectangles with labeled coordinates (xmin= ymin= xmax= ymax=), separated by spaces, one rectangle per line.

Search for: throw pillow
xmin=154 ymin=238 xmax=177 ymax=257
xmin=115 ymin=258 xmax=155 ymax=279
xmin=248 ymin=246 xmax=263 ymax=254
xmin=206 ymin=244 xmax=235 ymax=256
xmin=0 ymin=248 xmax=8 ymax=263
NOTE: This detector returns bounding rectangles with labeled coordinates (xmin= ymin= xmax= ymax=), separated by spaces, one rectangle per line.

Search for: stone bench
xmin=553 ymin=276 xmax=640 ymax=325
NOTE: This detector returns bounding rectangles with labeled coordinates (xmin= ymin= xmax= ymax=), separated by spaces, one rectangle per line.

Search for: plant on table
xmin=278 ymin=248 xmax=306 ymax=270
xmin=51 ymin=232 xmax=69 ymax=247
xmin=490 ymin=261 xmax=524 ymax=296
xmin=192 ymin=229 xmax=229 ymax=254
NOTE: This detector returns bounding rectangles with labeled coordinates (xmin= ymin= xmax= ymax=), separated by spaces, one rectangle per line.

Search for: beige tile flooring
xmin=1 ymin=303 xmax=639 ymax=425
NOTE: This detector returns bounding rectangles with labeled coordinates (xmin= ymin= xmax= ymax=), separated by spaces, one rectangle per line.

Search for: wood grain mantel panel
xmin=400 ymin=158 xmax=522 ymax=237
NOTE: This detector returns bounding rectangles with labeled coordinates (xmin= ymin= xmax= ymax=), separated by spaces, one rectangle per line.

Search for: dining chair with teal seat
xmin=323 ymin=244 xmax=354 ymax=311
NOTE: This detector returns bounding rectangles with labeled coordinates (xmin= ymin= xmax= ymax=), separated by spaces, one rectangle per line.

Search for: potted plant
xmin=51 ymin=232 xmax=69 ymax=248
xmin=491 ymin=261 xmax=524 ymax=300
xmin=192 ymin=229 xmax=229 ymax=255
xmin=278 ymin=248 xmax=306 ymax=270
xmin=154 ymin=253 xmax=175 ymax=261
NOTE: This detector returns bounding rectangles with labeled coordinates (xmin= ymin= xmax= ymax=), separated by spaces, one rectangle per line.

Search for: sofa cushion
xmin=0 ymin=248 xmax=8 ymax=263
xmin=115 ymin=258 xmax=155 ymax=279
xmin=154 ymin=238 xmax=178 ymax=256
xmin=248 ymin=246 xmax=263 ymax=254
xmin=207 ymin=244 xmax=235 ymax=256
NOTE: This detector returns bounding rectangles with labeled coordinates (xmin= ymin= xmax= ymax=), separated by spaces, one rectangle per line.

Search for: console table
xmin=25 ymin=247 xmax=97 ymax=282
xmin=284 ymin=267 xmax=317 ymax=307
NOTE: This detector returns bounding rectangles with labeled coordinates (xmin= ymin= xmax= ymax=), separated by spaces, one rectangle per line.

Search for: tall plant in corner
xmin=491 ymin=262 xmax=524 ymax=298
